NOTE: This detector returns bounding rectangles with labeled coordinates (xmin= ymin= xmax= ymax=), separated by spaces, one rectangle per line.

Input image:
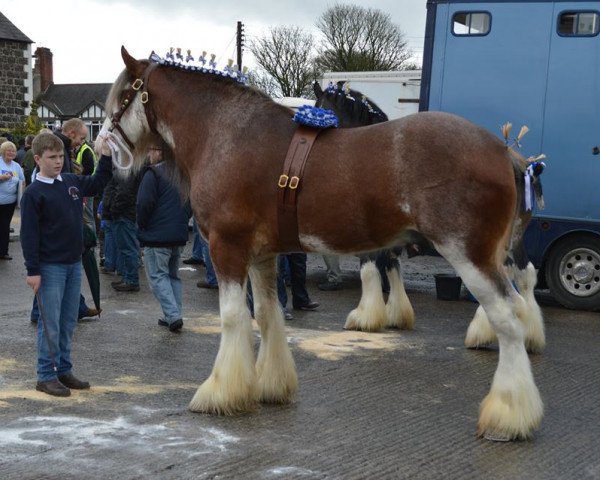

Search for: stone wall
xmin=0 ymin=40 xmax=28 ymax=131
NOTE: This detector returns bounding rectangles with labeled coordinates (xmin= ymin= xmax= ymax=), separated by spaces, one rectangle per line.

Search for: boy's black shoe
xmin=158 ymin=318 xmax=168 ymax=327
xmin=113 ymin=282 xmax=140 ymax=292
xmin=58 ymin=373 xmax=90 ymax=389
xmin=196 ymin=280 xmax=218 ymax=289
xmin=36 ymin=379 xmax=71 ymax=397
xmin=110 ymin=278 xmax=123 ymax=287
xmin=0 ymin=254 xmax=12 ymax=260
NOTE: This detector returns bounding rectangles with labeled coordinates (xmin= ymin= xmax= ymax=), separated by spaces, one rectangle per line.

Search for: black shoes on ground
xmin=112 ymin=282 xmax=140 ymax=292
xmin=79 ymin=308 xmax=101 ymax=320
xmin=36 ymin=373 xmax=90 ymax=397
xmin=183 ymin=257 xmax=205 ymax=266
xmin=58 ymin=373 xmax=90 ymax=389
xmin=196 ymin=280 xmax=218 ymax=289
xmin=293 ymin=301 xmax=320 ymax=311
xmin=0 ymin=254 xmax=12 ymax=260
xmin=318 ymin=281 xmax=343 ymax=291
xmin=158 ymin=318 xmax=183 ymax=332
xmin=36 ymin=379 xmax=70 ymax=397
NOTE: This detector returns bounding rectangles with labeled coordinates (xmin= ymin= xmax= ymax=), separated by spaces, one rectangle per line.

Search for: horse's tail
xmin=505 ymin=142 xmax=545 ymax=269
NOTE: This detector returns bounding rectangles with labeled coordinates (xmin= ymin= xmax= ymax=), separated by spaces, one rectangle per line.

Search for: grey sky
xmin=1 ymin=0 xmax=427 ymax=83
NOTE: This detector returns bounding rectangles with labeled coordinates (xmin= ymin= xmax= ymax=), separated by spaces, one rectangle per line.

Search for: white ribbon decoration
xmin=524 ymin=164 xmax=534 ymax=211
xmin=97 ymin=129 xmax=135 ymax=171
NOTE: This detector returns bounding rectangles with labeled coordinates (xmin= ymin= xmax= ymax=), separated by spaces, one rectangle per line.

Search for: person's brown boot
xmin=36 ymin=379 xmax=71 ymax=397
xmin=57 ymin=373 xmax=90 ymax=390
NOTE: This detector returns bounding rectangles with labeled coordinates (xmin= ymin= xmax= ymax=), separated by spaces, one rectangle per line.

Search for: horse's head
xmin=313 ymin=80 xmax=388 ymax=128
xmin=98 ymin=47 xmax=161 ymax=174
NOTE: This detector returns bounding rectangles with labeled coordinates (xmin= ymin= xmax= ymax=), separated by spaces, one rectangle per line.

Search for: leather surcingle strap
xmin=277 ymin=125 xmax=322 ymax=252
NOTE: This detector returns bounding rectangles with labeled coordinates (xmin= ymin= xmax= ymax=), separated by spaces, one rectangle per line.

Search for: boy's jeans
xmin=36 ymin=262 xmax=81 ymax=382
xmin=143 ymin=246 xmax=183 ymax=323
xmin=113 ymin=217 xmax=139 ymax=285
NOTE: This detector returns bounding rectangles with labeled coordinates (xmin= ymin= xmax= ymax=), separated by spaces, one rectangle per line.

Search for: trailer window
xmin=558 ymin=11 xmax=599 ymax=36
xmin=452 ymin=12 xmax=491 ymax=36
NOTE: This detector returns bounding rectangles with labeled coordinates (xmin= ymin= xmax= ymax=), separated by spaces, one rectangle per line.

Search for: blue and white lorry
xmin=419 ymin=0 xmax=600 ymax=310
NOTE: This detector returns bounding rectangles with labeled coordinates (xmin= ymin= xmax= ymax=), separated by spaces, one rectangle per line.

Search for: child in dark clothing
xmin=20 ymin=132 xmax=113 ymax=397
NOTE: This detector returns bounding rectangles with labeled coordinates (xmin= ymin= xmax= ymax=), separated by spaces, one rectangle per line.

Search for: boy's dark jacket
xmin=20 ymin=155 xmax=113 ymax=276
xmin=136 ymin=162 xmax=192 ymax=247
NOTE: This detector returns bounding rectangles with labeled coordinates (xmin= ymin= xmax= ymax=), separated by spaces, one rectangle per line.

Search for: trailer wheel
xmin=545 ymin=234 xmax=600 ymax=311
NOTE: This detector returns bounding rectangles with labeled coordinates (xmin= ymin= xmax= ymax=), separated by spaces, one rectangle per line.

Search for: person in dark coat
xmin=110 ymin=167 xmax=144 ymax=292
xmin=137 ymin=145 xmax=192 ymax=331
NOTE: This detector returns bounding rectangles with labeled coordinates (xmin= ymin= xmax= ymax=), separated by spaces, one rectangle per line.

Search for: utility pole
xmin=236 ymin=21 xmax=245 ymax=69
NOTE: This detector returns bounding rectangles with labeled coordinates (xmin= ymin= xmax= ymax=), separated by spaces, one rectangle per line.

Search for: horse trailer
xmin=420 ymin=0 xmax=600 ymax=310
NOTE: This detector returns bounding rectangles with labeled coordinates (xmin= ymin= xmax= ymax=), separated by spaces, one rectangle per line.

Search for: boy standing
xmin=20 ymin=133 xmax=112 ymax=397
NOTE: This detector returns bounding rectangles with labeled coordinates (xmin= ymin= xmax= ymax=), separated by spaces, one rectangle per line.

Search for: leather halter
xmin=277 ymin=125 xmax=322 ymax=252
xmin=108 ymin=63 xmax=159 ymax=149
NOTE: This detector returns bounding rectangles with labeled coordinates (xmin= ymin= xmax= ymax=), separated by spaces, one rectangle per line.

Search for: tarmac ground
xmin=1 ymin=212 xmax=599 ymax=479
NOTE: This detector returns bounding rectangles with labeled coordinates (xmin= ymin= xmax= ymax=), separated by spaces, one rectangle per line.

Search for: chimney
xmin=33 ymin=47 xmax=54 ymax=96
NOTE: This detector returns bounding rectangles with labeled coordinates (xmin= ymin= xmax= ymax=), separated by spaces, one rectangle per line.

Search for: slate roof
xmin=37 ymin=83 xmax=112 ymax=117
xmin=0 ymin=11 xmax=32 ymax=43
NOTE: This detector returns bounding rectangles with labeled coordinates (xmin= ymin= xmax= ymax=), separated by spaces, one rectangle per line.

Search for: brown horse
xmin=313 ymin=81 xmax=546 ymax=354
xmin=100 ymin=47 xmax=544 ymax=441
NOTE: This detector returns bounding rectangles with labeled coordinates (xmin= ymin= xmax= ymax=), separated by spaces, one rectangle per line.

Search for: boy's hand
xmin=26 ymin=275 xmax=41 ymax=293
xmin=95 ymin=135 xmax=112 ymax=157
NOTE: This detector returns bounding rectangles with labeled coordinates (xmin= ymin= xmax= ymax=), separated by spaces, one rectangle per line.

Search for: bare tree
xmin=315 ymin=4 xmax=412 ymax=72
xmin=249 ymin=26 xmax=319 ymax=98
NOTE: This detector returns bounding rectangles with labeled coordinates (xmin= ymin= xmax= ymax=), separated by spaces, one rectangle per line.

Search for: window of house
xmin=452 ymin=12 xmax=491 ymax=36
xmin=558 ymin=11 xmax=600 ymax=36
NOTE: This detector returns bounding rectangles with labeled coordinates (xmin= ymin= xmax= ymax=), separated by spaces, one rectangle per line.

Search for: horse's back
xmin=298 ymin=111 xmax=516 ymax=253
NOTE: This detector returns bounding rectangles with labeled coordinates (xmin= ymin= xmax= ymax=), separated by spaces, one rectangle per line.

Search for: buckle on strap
xmin=289 ymin=176 xmax=300 ymax=189
xmin=141 ymin=92 xmax=149 ymax=104
xmin=132 ymin=78 xmax=143 ymax=90
xmin=278 ymin=174 xmax=289 ymax=188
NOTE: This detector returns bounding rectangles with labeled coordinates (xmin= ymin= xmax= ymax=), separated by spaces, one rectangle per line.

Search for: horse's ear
xmin=121 ymin=46 xmax=145 ymax=77
xmin=313 ymin=81 xmax=323 ymax=98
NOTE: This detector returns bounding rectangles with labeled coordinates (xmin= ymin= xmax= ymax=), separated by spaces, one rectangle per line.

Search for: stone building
xmin=0 ymin=11 xmax=33 ymax=131
xmin=1 ymin=11 xmax=110 ymax=139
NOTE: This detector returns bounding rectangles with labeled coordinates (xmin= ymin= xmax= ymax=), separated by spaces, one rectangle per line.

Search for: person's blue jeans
xmin=143 ymin=246 xmax=183 ymax=323
xmin=199 ymin=236 xmax=217 ymax=286
xmin=103 ymin=220 xmax=118 ymax=272
xmin=36 ymin=262 xmax=81 ymax=382
xmin=191 ymin=220 xmax=203 ymax=261
xmin=113 ymin=217 xmax=139 ymax=285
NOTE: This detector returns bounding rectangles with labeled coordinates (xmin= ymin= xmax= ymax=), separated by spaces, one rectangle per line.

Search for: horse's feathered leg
xmin=464 ymin=305 xmax=496 ymax=349
xmin=189 ymin=238 xmax=258 ymax=415
xmin=465 ymin=263 xmax=544 ymax=353
xmin=385 ymin=257 xmax=415 ymax=330
xmin=511 ymin=262 xmax=545 ymax=354
xmin=438 ymin=242 xmax=543 ymax=440
xmin=249 ymin=257 xmax=298 ymax=404
xmin=344 ymin=261 xmax=386 ymax=331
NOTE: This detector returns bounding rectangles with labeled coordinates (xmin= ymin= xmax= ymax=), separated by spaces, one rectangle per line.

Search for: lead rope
xmin=97 ymin=130 xmax=135 ymax=171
